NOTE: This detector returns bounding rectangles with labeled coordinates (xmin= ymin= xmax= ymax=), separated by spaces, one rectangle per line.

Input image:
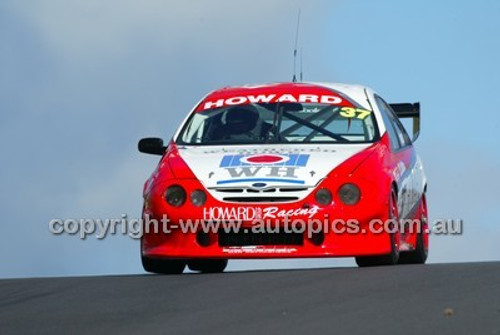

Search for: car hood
xmin=177 ymin=144 xmax=372 ymax=189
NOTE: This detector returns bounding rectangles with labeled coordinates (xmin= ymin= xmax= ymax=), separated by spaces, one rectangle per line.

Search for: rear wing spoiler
xmin=389 ymin=102 xmax=420 ymax=141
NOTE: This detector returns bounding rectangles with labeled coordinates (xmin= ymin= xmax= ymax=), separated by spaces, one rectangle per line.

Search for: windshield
xmin=177 ymin=103 xmax=378 ymax=145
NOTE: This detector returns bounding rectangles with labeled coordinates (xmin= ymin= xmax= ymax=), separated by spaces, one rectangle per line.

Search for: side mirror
xmin=138 ymin=137 xmax=167 ymax=155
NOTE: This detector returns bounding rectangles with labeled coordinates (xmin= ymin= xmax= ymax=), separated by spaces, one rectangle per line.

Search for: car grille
xmin=221 ymin=196 xmax=299 ymax=203
xmin=218 ymin=230 xmax=304 ymax=247
xmin=210 ymin=186 xmax=310 ymax=203
xmin=213 ymin=187 xmax=308 ymax=193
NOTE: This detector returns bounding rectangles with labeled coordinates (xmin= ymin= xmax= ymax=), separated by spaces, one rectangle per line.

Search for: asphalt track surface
xmin=1 ymin=262 xmax=499 ymax=335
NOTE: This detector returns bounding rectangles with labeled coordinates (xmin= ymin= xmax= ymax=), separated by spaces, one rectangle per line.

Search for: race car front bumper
xmin=141 ymin=178 xmax=394 ymax=260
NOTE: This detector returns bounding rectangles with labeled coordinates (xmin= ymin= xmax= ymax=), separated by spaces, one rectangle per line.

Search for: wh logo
xmin=225 ymin=167 xmax=298 ymax=178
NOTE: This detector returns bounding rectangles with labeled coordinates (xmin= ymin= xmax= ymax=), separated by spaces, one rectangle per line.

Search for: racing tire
xmin=398 ymin=194 xmax=428 ymax=264
xmin=355 ymin=189 xmax=400 ymax=267
xmin=142 ymin=256 xmax=186 ymax=274
xmin=188 ymin=259 xmax=228 ymax=273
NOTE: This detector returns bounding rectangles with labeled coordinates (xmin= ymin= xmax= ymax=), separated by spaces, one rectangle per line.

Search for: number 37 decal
xmin=339 ymin=107 xmax=372 ymax=120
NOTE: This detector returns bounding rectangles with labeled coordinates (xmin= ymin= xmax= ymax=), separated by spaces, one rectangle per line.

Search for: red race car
xmin=138 ymin=82 xmax=428 ymax=274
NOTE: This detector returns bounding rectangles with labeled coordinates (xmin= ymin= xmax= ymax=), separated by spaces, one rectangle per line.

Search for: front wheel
xmin=142 ymin=256 xmax=186 ymax=274
xmin=355 ymin=189 xmax=400 ymax=267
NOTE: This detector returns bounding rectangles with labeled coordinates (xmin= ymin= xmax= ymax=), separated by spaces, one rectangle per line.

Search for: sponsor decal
xmin=222 ymin=246 xmax=298 ymax=254
xmin=393 ymin=161 xmax=407 ymax=182
xmin=203 ymin=206 xmax=319 ymax=221
xmin=300 ymin=107 xmax=322 ymax=114
xmin=218 ymin=153 xmax=309 ymax=185
xmin=202 ymin=93 xmax=344 ymax=110
xmin=240 ymin=154 xmax=289 ymax=165
xmin=201 ymin=147 xmax=336 ymax=154
xmin=263 ymin=206 xmax=319 ymax=219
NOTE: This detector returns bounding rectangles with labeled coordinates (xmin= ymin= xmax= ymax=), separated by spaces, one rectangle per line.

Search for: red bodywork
xmin=140 ymin=83 xmax=428 ymax=261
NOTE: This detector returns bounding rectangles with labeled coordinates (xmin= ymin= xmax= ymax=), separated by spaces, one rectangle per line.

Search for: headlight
xmin=338 ymin=183 xmax=361 ymax=205
xmin=315 ymin=188 xmax=332 ymax=205
xmin=190 ymin=189 xmax=206 ymax=207
xmin=165 ymin=185 xmax=186 ymax=207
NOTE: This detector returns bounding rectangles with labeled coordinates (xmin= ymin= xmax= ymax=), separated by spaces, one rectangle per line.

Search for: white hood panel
xmin=177 ymin=144 xmax=371 ymax=190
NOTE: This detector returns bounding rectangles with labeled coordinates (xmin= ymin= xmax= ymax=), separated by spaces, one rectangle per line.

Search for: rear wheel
xmin=398 ymin=194 xmax=428 ymax=264
xmin=188 ymin=259 xmax=228 ymax=273
xmin=142 ymin=256 xmax=186 ymax=274
xmin=355 ymin=189 xmax=400 ymax=267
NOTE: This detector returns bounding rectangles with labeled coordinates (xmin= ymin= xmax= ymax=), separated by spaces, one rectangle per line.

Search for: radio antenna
xmin=292 ymin=9 xmax=301 ymax=83
xmin=300 ymin=47 xmax=303 ymax=82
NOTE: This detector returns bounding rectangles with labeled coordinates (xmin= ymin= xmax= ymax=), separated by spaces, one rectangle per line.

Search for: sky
xmin=1 ymin=0 xmax=499 ymax=278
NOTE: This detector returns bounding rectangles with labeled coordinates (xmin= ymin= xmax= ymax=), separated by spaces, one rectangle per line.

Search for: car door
xmin=375 ymin=95 xmax=415 ymax=220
